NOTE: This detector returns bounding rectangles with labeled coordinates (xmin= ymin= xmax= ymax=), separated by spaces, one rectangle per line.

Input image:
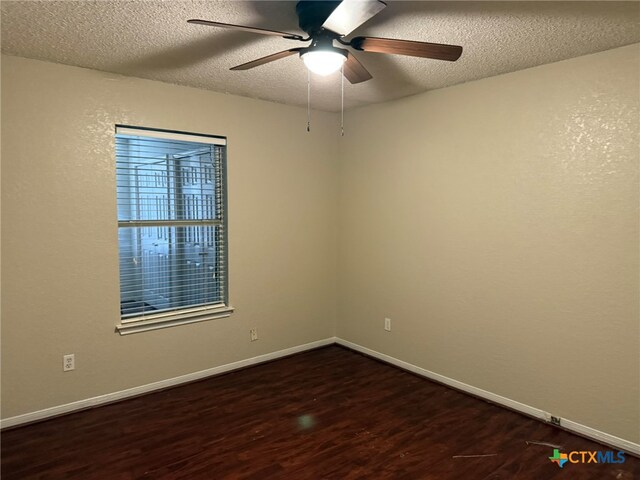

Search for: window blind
xmin=115 ymin=126 xmax=229 ymax=328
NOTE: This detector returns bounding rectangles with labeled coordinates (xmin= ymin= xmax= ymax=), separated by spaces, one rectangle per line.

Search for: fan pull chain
xmin=341 ymin=64 xmax=345 ymax=136
xmin=307 ymin=68 xmax=311 ymax=133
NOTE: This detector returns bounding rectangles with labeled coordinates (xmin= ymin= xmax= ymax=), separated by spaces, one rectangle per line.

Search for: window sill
xmin=116 ymin=305 xmax=234 ymax=335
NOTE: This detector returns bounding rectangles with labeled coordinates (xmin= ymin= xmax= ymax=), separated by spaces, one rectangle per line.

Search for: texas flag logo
xmin=549 ymin=449 xmax=569 ymax=468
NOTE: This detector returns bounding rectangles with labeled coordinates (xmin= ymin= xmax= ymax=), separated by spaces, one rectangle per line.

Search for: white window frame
xmin=114 ymin=125 xmax=233 ymax=335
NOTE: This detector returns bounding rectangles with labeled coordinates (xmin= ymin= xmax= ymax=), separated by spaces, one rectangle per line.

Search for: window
xmin=115 ymin=126 xmax=232 ymax=334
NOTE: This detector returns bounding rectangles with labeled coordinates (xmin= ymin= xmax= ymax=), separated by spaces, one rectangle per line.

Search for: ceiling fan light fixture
xmin=301 ymin=49 xmax=347 ymax=76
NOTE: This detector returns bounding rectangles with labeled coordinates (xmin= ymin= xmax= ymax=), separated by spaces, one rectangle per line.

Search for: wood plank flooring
xmin=2 ymin=345 xmax=638 ymax=479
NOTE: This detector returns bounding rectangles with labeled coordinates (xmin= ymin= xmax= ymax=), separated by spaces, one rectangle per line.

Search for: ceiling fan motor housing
xmin=295 ymin=1 xmax=342 ymax=37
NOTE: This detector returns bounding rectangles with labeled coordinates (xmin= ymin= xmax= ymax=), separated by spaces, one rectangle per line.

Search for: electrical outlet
xmin=384 ymin=318 xmax=391 ymax=331
xmin=63 ymin=354 xmax=75 ymax=372
xmin=550 ymin=416 xmax=561 ymax=426
xmin=250 ymin=328 xmax=258 ymax=342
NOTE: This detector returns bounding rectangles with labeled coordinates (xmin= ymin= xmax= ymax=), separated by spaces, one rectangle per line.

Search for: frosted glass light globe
xmin=302 ymin=50 xmax=347 ymax=76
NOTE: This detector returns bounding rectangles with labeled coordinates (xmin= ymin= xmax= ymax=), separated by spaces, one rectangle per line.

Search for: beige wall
xmin=1 ymin=55 xmax=338 ymax=418
xmin=2 ymin=44 xmax=638 ymax=445
xmin=337 ymin=44 xmax=640 ymax=443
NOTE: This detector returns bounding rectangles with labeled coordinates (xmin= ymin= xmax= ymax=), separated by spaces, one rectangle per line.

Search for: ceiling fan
xmin=188 ymin=0 xmax=463 ymax=84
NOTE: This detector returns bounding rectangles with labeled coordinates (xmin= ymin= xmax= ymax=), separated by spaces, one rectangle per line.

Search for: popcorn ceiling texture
xmin=1 ymin=1 xmax=639 ymax=112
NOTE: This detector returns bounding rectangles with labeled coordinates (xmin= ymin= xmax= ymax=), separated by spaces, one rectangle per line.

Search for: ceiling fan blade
xmin=343 ymin=52 xmax=372 ymax=84
xmin=188 ymin=19 xmax=304 ymax=40
xmin=321 ymin=0 xmax=387 ymax=36
xmin=350 ymin=36 xmax=463 ymax=61
xmin=230 ymin=48 xmax=303 ymax=71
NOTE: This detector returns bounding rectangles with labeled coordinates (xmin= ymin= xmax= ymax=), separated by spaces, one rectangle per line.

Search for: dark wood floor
xmin=2 ymin=345 xmax=638 ymax=479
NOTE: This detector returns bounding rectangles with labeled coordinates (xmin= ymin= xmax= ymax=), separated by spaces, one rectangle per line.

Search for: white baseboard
xmin=4 ymin=335 xmax=638 ymax=457
xmin=0 ymin=337 xmax=336 ymax=430
xmin=560 ymin=418 xmax=640 ymax=457
xmin=335 ymin=337 xmax=640 ymax=456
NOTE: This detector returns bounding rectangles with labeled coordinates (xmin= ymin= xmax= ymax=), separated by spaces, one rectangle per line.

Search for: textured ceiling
xmin=1 ymin=1 xmax=639 ymax=111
